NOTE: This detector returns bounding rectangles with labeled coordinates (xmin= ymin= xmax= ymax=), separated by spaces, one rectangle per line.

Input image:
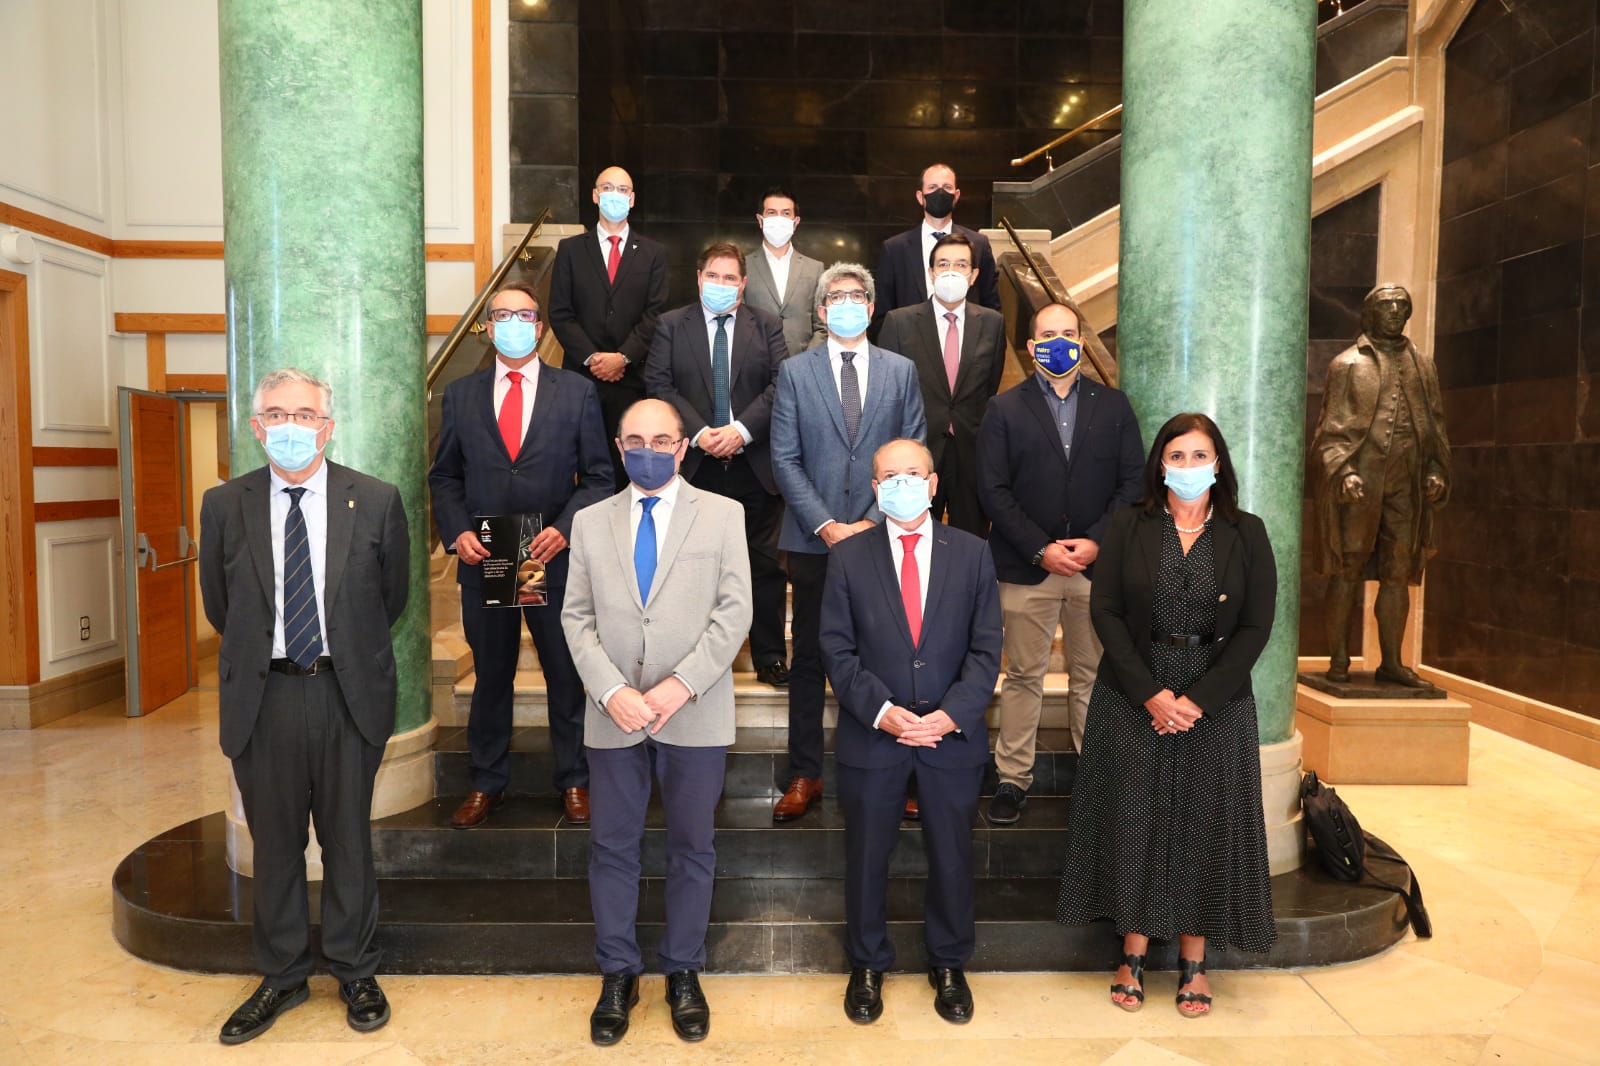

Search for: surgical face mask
xmin=761 ymin=216 xmax=795 ymax=247
xmin=921 ymin=188 xmax=956 ymax=218
xmin=1031 ymin=335 xmax=1082 ymax=377
xmin=263 ymin=422 xmax=322 ymax=472
xmin=1163 ymin=462 xmax=1218 ymax=502
xmin=622 ymin=447 xmax=676 ymax=491
xmin=598 ymin=190 xmax=631 ymax=224
xmin=825 ymin=300 xmax=869 ymax=339
xmin=932 ymin=271 xmax=970 ymax=304
xmin=701 ymin=281 xmax=739 ymax=314
xmin=876 ymin=474 xmax=931 ymax=523
xmin=492 ymin=318 xmax=537 ymax=359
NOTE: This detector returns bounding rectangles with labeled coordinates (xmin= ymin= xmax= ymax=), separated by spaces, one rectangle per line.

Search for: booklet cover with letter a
xmin=476 ymin=513 xmax=546 ymax=608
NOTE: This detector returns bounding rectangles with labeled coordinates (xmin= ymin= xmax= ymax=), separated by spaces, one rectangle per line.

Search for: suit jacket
xmin=769 ymin=342 xmax=928 ymax=554
xmin=561 ymin=481 xmax=753 ymax=749
xmin=872 ymin=223 xmax=1002 ymax=333
xmin=819 ymin=521 xmax=1003 ymax=769
xmin=877 ymin=300 xmax=1006 ymax=469
xmin=1090 ymin=506 xmax=1277 ymax=715
xmin=642 ymin=301 xmax=787 ymax=493
xmin=428 ymin=362 xmax=615 ymax=590
xmin=977 ymin=375 xmax=1144 ymax=585
xmin=549 ymin=228 xmax=670 ymax=398
xmin=743 ymin=245 xmax=827 ymax=358
xmin=199 ymin=462 xmax=410 ymax=759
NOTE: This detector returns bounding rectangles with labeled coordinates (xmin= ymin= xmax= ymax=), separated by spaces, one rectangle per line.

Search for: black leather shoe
xmin=338 ymin=977 xmax=390 ymax=1033
xmin=218 ymin=980 xmax=309 ymax=1045
xmin=589 ymin=973 xmax=640 ymax=1046
xmin=756 ymin=661 xmax=790 ymax=687
xmin=843 ymin=967 xmax=884 ymax=1024
xmin=987 ymin=783 xmax=1027 ymax=825
xmin=665 ymin=970 xmax=711 ymax=1042
xmin=929 ymin=967 xmax=974 ymax=1024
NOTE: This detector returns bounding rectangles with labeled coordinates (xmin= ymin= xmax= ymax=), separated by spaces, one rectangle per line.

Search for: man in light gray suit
xmin=743 ymin=187 xmax=828 ymax=358
xmin=769 ymin=262 xmax=927 ymax=822
xmin=562 ymin=398 xmax=752 ymax=1047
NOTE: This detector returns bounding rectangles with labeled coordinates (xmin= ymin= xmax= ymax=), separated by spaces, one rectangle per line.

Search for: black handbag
xmin=1300 ymin=770 xmax=1433 ymax=938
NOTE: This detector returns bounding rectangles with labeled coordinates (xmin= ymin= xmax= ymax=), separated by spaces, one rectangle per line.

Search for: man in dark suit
xmin=429 ymin=282 xmax=615 ymax=827
xmin=199 ymin=368 xmax=409 ymax=1044
xmin=877 ymin=232 xmax=1007 ymax=537
xmin=819 ymin=437 xmax=1003 ymax=1026
xmin=871 ymin=163 xmax=1002 ymax=334
xmin=976 ymin=302 xmax=1144 ymax=826
xmin=644 ymin=241 xmax=791 ymax=687
xmin=549 ymin=164 xmax=670 ymax=489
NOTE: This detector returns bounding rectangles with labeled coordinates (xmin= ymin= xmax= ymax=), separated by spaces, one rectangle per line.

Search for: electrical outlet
xmin=79 ymin=615 xmax=91 ymax=641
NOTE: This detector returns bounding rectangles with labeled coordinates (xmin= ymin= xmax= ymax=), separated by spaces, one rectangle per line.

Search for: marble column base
xmin=1296 ymin=684 xmax=1470 ymax=785
xmin=1262 ymin=731 xmax=1308 ymax=876
xmin=226 ymin=716 xmax=438 ymax=878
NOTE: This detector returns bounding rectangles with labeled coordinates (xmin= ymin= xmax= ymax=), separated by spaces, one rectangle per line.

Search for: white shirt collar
xmin=496 ymin=357 xmax=539 ymax=383
xmin=702 ymin=303 xmax=739 ymax=326
xmin=931 ymin=297 xmax=967 ymax=320
xmin=629 ymin=473 xmax=683 ymax=512
xmin=269 ymin=458 xmax=329 ymax=498
xmin=922 ymin=219 xmax=953 ymax=239
xmin=598 ymin=223 xmax=630 ymax=247
xmin=827 ymin=335 xmax=868 ymax=360
xmin=886 ymin=511 xmax=933 ymax=542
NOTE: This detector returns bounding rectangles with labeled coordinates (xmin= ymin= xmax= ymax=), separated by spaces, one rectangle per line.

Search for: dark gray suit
xmin=199 ymin=460 xmax=409 ymax=988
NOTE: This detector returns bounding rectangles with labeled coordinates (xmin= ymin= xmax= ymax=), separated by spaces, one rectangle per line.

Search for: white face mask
xmin=932 ymin=271 xmax=970 ymax=304
xmin=761 ymin=216 xmax=795 ymax=247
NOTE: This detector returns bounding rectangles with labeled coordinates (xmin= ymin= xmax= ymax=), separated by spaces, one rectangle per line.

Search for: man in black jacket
xmin=871 ymin=163 xmax=1001 ymax=334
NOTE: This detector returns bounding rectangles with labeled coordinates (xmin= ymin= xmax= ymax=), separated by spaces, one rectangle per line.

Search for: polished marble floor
xmin=3 ymin=682 xmax=1599 ymax=1065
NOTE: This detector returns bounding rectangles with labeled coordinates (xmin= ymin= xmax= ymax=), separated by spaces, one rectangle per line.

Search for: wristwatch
xmin=1032 ymin=545 xmax=1048 ymax=567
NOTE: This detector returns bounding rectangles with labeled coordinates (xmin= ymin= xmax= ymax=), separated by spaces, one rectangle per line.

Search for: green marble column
xmin=1117 ymin=0 xmax=1315 ymax=744
xmin=219 ymin=1 xmax=430 ymax=736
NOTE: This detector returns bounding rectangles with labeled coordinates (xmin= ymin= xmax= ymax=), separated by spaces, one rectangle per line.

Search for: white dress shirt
xmin=599 ymin=475 xmax=688 ymax=708
xmin=763 ymin=243 xmax=792 ymax=302
xmin=269 ymin=461 xmax=331 ymax=659
xmin=690 ymin=306 xmax=753 ymax=449
xmin=814 ymin=336 xmax=875 ymax=535
xmin=920 ymin=220 xmax=953 ymax=298
xmin=875 ymin=511 xmax=933 ymax=728
xmin=494 ymin=357 xmax=540 ymax=452
xmin=596 ymin=222 xmax=630 ymax=262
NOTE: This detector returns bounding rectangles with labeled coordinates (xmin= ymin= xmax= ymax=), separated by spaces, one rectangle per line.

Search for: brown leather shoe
xmin=451 ymin=790 xmax=504 ymax=829
xmin=564 ymin=787 xmax=591 ymax=824
xmin=904 ymin=797 xmax=920 ymax=821
xmin=773 ymin=776 xmax=823 ymax=822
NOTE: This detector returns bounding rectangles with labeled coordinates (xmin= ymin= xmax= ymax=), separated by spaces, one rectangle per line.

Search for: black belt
xmin=1150 ymin=631 xmax=1214 ymax=648
xmin=269 ymin=657 xmax=335 ymax=676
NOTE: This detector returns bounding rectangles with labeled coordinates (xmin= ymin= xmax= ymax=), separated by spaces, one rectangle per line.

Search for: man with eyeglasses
xmin=430 ymin=282 xmax=615 ymax=828
xmin=871 ymin=163 xmax=1002 ymax=336
xmin=561 ymin=398 xmax=751 ymax=1046
xmin=742 ymin=187 xmax=828 ymax=358
xmin=768 ymin=263 xmax=926 ymax=822
xmin=199 ymin=368 xmax=409 ymax=1043
xmin=551 ymin=165 xmax=670 ymax=490
xmin=877 ymin=232 xmax=1007 ymax=537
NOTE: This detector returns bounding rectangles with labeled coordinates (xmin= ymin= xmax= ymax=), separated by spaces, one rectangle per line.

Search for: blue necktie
xmin=282 ymin=487 xmax=323 ymax=669
xmin=634 ymin=496 xmax=660 ymax=604
xmin=711 ymin=313 xmax=732 ymax=427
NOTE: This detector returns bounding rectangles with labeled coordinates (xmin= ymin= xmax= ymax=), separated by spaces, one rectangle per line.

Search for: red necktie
xmin=498 ymin=370 xmax=524 ymax=459
xmin=606 ymin=235 xmax=622 ymax=283
xmin=900 ymin=533 xmax=922 ymax=646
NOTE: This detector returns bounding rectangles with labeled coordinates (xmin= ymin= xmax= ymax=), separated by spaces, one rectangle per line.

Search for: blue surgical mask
xmin=1163 ymin=463 xmax=1217 ymax=502
xmin=1031 ymin=336 xmax=1082 ymax=377
xmin=598 ymin=191 xmax=631 ymax=224
xmin=826 ymin=300 xmax=869 ymax=340
xmin=492 ymin=318 xmax=537 ymax=360
xmin=622 ymin=447 xmax=676 ymax=491
xmin=702 ymin=282 xmax=739 ymax=314
xmin=876 ymin=475 xmax=931 ymax=523
xmin=263 ymin=422 xmax=322 ymax=472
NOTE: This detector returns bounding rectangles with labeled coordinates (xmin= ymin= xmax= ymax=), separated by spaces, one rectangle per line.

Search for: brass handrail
xmin=1010 ymin=104 xmax=1123 ymax=171
xmin=425 ymin=207 xmax=552 ymax=392
xmin=997 ymin=216 xmax=1112 ymax=385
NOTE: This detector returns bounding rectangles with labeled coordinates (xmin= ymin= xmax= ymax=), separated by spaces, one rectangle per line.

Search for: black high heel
xmin=1109 ymin=952 xmax=1145 ymax=1013
xmin=1175 ymin=956 xmax=1211 ymax=1017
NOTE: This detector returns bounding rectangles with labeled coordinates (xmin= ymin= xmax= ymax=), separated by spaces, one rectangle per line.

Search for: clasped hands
xmin=697 ymin=424 xmax=745 ymax=459
xmin=1144 ymin=688 xmax=1203 ymax=736
xmin=877 ymin=706 xmax=958 ymax=748
xmin=819 ymin=519 xmax=876 ymax=548
xmin=605 ymin=676 xmax=692 ymax=735
xmin=1040 ymin=537 xmax=1098 ymax=576
xmin=588 ymin=351 xmax=628 ymax=383
xmin=452 ymin=526 xmax=568 ymax=565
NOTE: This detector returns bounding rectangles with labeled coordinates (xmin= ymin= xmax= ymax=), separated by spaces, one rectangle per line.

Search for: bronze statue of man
xmin=1310 ymin=284 xmax=1450 ymax=686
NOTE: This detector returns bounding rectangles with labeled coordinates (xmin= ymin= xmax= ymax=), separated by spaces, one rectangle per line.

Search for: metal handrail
xmin=1010 ymin=104 xmax=1123 ymax=171
xmin=997 ymin=216 xmax=1112 ymax=385
xmin=425 ymin=207 xmax=552 ymax=392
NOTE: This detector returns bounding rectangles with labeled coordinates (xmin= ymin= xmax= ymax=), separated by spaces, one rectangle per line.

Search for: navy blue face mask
xmin=622 ymin=446 xmax=677 ymax=491
xmin=1030 ymin=335 xmax=1082 ymax=377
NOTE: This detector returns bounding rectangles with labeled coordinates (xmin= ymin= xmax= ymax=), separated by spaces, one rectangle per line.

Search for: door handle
xmin=137 ymin=528 xmax=198 ymax=572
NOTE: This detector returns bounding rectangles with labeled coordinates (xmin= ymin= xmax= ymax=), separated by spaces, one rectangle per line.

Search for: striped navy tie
xmin=282 ymin=487 xmax=323 ymax=670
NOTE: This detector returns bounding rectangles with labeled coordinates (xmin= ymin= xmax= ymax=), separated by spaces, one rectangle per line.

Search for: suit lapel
xmin=1021 ymin=378 xmax=1072 ymax=476
xmin=1068 ymin=380 xmax=1099 ymax=470
xmin=610 ymin=233 xmax=645 ymax=289
xmin=241 ymin=469 xmax=275 ymax=607
xmin=752 ymin=252 xmax=782 ymax=307
xmin=607 ymin=494 xmax=644 ymax=610
xmin=781 ymin=253 xmax=807 ymax=306
xmin=952 ymin=308 xmax=989 ymax=397
xmin=649 ymin=483 xmax=698 ymax=607
xmin=477 ymin=369 xmax=503 ymax=451
xmin=810 ymin=351 xmax=850 ymax=445
xmin=732 ymin=311 xmax=762 ymax=394
xmin=915 ymin=303 xmax=952 ymax=399
xmin=868 ymin=525 xmax=918 ymax=652
xmin=582 ymin=231 xmax=612 ymax=290
xmin=917 ymin=526 xmax=954 ymax=651
xmin=1137 ymin=511 xmax=1162 ymax=590
xmin=691 ymin=308 xmax=718 ymax=397
xmin=857 ymin=347 xmax=887 ymax=439
xmin=1210 ymin=516 xmax=1240 ymax=592
xmin=323 ymin=463 xmax=356 ymax=611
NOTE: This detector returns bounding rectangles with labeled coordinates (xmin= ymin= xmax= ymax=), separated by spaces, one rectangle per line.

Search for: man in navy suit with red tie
xmin=819 ymin=438 xmax=1003 ymax=1027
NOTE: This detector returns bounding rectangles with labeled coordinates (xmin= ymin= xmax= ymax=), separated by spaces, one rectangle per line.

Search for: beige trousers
xmin=994 ymin=571 xmax=1101 ymax=789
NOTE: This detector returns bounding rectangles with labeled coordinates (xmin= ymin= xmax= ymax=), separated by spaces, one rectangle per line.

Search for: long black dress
xmin=1056 ymin=514 xmax=1276 ymax=954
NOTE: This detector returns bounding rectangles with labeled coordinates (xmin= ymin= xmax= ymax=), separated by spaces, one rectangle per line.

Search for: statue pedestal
xmin=1295 ymin=683 xmax=1470 ymax=785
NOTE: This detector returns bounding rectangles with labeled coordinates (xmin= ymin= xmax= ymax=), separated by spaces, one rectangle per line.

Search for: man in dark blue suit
xmin=871 ymin=163 xmax=1002 ymax=335
xmin=429 ymin=282 xmax=615 ymax=827
xmin=819 ymin=438 xmax=1003 ymax=1027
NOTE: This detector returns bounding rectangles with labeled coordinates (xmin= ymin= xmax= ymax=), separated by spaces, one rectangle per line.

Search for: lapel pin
xmin=1218 ymin=593 xmax=1227 ymax=601
xmin=348 ymin=500 xmax=355 ymax=509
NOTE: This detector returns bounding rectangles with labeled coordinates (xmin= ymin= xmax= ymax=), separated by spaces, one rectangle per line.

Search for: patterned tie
xmin=282 ymin=487 xmax=323 ymax=670
xmin=839 ymin=350 xmax=861 ymax=446
xmin=498 ymin=370 xmax=524 ymax=459
xmin=711 ymin=314 xmax=731 ymax=427
xmin=900 ymin=533 xmax=922 ymax=646
xmin=607 ymin=235 xmax=622 ymax=283
xmin=634 ymin=496 xmax=660 ymax=603
xmin=943 ymin=311 xmax=960 ymax=434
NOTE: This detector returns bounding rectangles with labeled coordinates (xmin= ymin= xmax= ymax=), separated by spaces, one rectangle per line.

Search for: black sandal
xmin=1175 ymin=956 xmax=1211 ymax=1017
xmin=1109 ymin=953 xmax=1145 ymax=1013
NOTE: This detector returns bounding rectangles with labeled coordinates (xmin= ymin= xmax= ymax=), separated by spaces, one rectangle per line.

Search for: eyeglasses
xmin=488 ymin=308 xmax=539 ymax=323
xmin=823 ymin=289 xmax=869 ymax=305
xmin=596 ymin=182 xmax=633 ymax=195
xmin=256 ymin=410 xmax=328 ymax=427
xmin=933 ymin=259 xmax=972 ymax=272
xmin=621 ymin=435 xmax=681 ymax=452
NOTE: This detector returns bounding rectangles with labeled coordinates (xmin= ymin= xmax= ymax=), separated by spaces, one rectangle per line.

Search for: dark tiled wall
xmin=1425 ymin=0 xmax=1600 ymax=717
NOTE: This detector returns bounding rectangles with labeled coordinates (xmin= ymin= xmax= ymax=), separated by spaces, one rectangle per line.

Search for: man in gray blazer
xmin=769 ymin=262 xmax=927 ymax=821
xmin=199 ymin=368 xmax=409 ymax=1044
xmin=561 ymin=398 xmax=752 ymax=1047
xmin=743 ymin=187 xmax=827 ymax=358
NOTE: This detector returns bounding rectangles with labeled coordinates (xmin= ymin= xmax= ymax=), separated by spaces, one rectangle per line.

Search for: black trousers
xmin=461 ymin=582 xmax=588 ymax=794
xmin=691 ymin=453 xmax=788 ymax=667
xmin=786 ymin=550 xmax=830 ymax=779
xmin=232 ymin=669 xmax=384 ymax=987
xmin=594 ymin=379 xmax=644 ymax=491
xmin=932 ymin=436 xmax=988 ymax=538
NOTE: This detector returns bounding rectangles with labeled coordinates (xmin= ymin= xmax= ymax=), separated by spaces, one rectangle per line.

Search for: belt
xmin=269 ymin=657 xmax=335 ymax=676
xmin=1150 ymin=631 xmax=1214 ymax=648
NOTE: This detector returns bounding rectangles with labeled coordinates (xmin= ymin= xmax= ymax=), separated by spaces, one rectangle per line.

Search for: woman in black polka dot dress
xmin=1057 ymin=412 xmax=1278 ymax=1018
